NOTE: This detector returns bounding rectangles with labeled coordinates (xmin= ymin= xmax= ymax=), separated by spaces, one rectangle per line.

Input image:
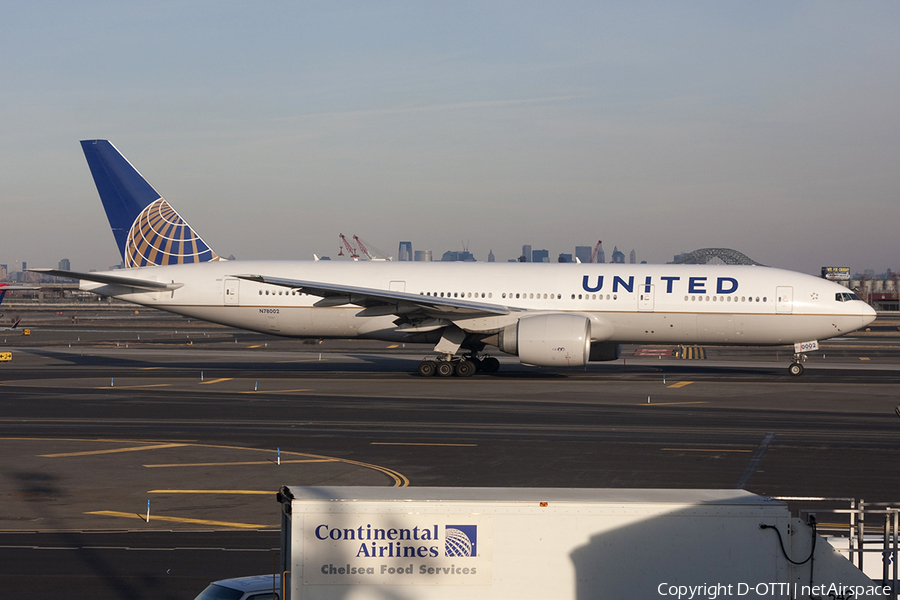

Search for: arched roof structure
xmin=668 ymin=248 xmax=765 ymax=266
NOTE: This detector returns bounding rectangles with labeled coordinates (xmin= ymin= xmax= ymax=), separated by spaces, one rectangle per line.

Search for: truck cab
xmin=192 ymin=574 xmax=281 ymax=600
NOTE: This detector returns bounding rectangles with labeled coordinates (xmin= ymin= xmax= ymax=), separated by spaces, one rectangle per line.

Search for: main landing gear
xmin=417 ymin=353 xmax=500 ymax=378
xmin=788 ymin=352 xmax=807 ymax=376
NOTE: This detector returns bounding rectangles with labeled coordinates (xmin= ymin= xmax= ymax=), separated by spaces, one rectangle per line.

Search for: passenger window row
xmin=423 ymin=292 xmax=493 ymax=299
xmin=684 ymin=295 xmax=766 ymax=303
xmin=259 ymin=290 xmax=305 ymax=296
xmin=252 ymin=288 xmax=782 ymax=306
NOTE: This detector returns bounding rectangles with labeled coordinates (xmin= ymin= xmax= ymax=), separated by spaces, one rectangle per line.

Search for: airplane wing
xmin=27 ymin=269 xmax=183 ymax=291
xmin=231 ymin=274 xmax=516 ymax=318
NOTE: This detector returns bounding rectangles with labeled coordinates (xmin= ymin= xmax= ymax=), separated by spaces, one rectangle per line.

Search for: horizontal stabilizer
xmin=0 ymin=284 xmax=40 ymax=291
xmin=27 ymin=269 xmax=182 ymax=291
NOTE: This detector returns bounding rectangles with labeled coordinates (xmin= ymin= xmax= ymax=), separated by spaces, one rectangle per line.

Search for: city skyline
xmin=4 ymin=236 xmax=895 ymax=282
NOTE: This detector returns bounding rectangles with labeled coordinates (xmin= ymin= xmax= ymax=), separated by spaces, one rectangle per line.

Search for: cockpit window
xmin=835 ymin=292 xmax=860 ymax=302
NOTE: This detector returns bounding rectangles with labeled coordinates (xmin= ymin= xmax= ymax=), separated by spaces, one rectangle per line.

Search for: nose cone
xmin=861 ymin=301 xmax=877 ymax=327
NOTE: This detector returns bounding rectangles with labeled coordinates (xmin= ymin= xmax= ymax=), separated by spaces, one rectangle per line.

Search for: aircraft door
xmin=638 ymin=284 xmax=655 ymax=312
xmin=776 ymin=286 xmax=793 ymax=314
xmin=224 ymin=278 xmax=240 ymax=306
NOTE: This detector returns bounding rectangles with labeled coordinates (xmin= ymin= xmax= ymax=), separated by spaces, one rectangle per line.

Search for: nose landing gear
xmin=788 ymin=352 xmax=807 ymax=376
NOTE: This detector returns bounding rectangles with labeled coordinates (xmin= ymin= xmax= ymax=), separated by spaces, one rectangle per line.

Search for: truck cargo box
xmin=278 ymin=487 xmax=883 ymax=599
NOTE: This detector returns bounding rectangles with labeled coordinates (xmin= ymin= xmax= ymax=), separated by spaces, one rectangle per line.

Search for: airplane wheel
xmin=418 ymin=361 xmax=436 ymax=377
xmin=455 ymin=360 xmax=476 ymax=378
xmin=788 ymin=362 xmax=804 ymax=376
xmin=436 ymin=362 xmax=454 ymax=377
xmin=481 ymin=357 xmax=500 ymax=373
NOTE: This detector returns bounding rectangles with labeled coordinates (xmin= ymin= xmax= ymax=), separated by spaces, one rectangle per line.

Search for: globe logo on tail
xmin=125 ymin=198 xmax=219 ymax=267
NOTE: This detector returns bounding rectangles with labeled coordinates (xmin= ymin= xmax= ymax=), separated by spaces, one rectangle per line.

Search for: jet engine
xmin=494 ymin=314 xmax=592 ymax=367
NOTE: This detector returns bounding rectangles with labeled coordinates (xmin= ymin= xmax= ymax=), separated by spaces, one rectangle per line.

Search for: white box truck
xmin=274 ymin=486 xmax=888 ymax=599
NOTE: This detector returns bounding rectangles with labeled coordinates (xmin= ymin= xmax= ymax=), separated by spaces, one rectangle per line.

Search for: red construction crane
xmin=590 ymin=240 xmax=602 ymax=263
xmin=352 ymin=235 xmax=374 ymax=261
xmin=338 ymin=234 xmax=359 ymax=259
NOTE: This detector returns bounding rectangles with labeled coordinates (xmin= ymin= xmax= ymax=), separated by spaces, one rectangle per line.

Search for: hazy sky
xmin=2 ymin=1 xmax=898 ymax=275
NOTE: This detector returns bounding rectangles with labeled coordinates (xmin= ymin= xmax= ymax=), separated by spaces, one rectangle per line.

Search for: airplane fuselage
xmin=81 ymin=260 xmax=874 ymax=348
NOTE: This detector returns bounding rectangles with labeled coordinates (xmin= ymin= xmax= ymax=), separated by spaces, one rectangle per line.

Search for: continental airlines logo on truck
xmin=314 ymin=523 xmax=475 ymax=558
xmin=303 ymin=516 xmax=490 ymax=585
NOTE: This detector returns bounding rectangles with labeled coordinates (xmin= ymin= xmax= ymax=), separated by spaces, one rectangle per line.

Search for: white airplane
xmin=33 ymin=140 xmax=876 ymax=377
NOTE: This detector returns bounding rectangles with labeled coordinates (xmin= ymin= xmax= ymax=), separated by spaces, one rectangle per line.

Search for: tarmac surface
xmin=0 ymin=307 xmax=898 ymax=598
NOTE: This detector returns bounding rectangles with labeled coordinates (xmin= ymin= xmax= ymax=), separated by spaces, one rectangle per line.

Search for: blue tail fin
xmin=80 ymin=140 xmax=220 ymax=268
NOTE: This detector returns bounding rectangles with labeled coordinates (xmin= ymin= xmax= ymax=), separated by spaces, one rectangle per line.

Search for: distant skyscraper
xmin=441 ymin=250 xmax=475 ymax=262
xmin=59 ymin=258 xmax=71 ymax=271
xmin=487 ymin=249 xmax=495 ymax=263
xmin=629 ymin=249 xmax=636 ymax=264
xmin=521 ymin=244 xmax=532 ymax=262
xmin=611 ymin=246 xmax=625 ymax=263
xmin=558 ymin=253 xmax=572 ymax=263
xmin=532 ymin=249 xmax=549 ymax=263
xmin=574 ymin=246 xmax=592 ymax=263
xmin=414 ymin=250 xmax=432 ymax=261
xmin=398 ymin=241 xmax=413 ymax=261
xmin=597 ymin=246 xmax=605 ymax=264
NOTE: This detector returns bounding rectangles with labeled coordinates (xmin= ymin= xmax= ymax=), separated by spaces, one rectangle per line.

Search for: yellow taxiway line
xmin=370 ymin=442 xmax=477 ymax=447
xmin=24 ymin=437 xmax=408 ymax=487
xmin=239 ymin=389 xmax=312 ymax=393
xmin=93 ymin=383 xmax=172 ymax=390
xmin=85 ymin=510 xmax=268 ymax=529
xmin=661 ymin=448 xmax=752 ymax=453
xmin=144 ymin=459 xmax=336 ymax=468
xmin=641 ymin=401 xmax=708 ymax=406
xmin=40 ymin=443 xmax=188 ymax=458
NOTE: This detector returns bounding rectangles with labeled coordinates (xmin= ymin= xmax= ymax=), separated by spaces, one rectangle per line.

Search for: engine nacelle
xmin=589 ymin=341 xmax=622 ymax=362
xmin=495 ymin=314 xmax=591 ymax=367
